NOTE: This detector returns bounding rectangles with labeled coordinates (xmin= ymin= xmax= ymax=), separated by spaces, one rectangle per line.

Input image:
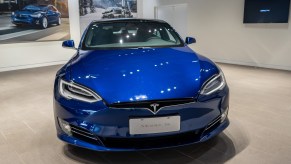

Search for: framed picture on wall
xmin=0 ymin=0 xmax=71 ymax=44
xmin=79 ymin=0 xmax=138 ymax=33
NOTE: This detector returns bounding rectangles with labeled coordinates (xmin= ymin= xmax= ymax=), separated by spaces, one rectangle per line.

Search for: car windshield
xmin=114 ymin=9 xmax=122 ymax=14
xmin=23 ymin=5 xmax=46 ymax=11
xmin=82 ymin=21 xmax=184 ymax=49
xmin=105 ymin=7 xmax=114 ymax=12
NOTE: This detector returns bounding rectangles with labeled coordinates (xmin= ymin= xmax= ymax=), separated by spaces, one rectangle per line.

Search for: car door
xmin=46 ymin=6 xmax=58 ymax=23
xmin=51 ymin=6 xmax=60 ymax=21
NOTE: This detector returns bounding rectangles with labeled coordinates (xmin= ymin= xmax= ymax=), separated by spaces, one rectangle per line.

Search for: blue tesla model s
xmin=11 ymin=4 xmax=61 ymax=29
xmin=54 ymin=19 xmax=229 ymax=151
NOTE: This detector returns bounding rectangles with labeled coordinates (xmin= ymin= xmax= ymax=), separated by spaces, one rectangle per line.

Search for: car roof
xmin=91 ymin=18 xmax=168 ymax=24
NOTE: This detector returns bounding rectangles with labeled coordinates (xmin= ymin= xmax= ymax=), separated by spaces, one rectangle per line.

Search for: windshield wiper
xmin=131 ymin=47 xmax=152 ymax=49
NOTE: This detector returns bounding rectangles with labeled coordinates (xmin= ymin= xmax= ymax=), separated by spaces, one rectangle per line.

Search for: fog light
xmin=58 ymin=118 xmax=72 ymax=136
xmin=220 ymin=107 xmax=229 ymax=123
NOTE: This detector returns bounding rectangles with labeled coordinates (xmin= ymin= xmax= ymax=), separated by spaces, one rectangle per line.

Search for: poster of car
xmin=79 ymin=0 xmax=137 ymax=33
xmin=0 ymin=0 xmax=70 ymax=44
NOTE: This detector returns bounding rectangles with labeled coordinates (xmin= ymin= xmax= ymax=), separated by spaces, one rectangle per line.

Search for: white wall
xmin=155 ymin=4 xmax=188 ymax=39
xmin=143 ymin=0 xmax=291 ymax=71
xmin=0 ymin=42 xmax=75 ymax=72
xmin=1 ymin=0 xmax=147 ymax=72
xmin=0 ymin=0 xmax=80 ymax=72
xmin=68 ymin=0 xmax=81 ymax=44
xmin=1 ymin=0 xmax=290 ymax=72
xmin=138 ymin=0 xmax=157 ymax=18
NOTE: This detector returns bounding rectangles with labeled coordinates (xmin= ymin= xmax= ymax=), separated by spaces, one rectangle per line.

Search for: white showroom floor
xmin=0 ymin=63 xmax=291 ymax=164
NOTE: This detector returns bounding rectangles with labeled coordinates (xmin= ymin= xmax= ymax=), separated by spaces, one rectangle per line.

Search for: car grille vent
xmin=109 ymin=98 xmax=196 ymax=109
xmin=70 ymin=124 xmax=104 ymax=146
xmin=70 ymin=125 xmax=204 ymax=149
xmin=99 ymin=130 xmax=203 ymax=149
xmin=16 ymin=15 xmax=29 ymax=18
xmin=203 ymin=116 xmax=222 ymax=135
xmin=69 ymin=115 xmax=223 ymax=149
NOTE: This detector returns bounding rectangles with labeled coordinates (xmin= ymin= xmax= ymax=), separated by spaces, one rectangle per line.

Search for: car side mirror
xmin=62 ymin=40 xmax=76 ymax=49
xmin=185 ymin=37 xmax=196 ymax=45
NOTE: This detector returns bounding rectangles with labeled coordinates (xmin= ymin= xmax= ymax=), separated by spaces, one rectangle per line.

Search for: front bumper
xmin=11 ymin=17 xmax=41 ymax=25
xmin=58 ymin=118 xmax=229 ymax=151
xmin=54 ymin=86 xmax=229 ymax=151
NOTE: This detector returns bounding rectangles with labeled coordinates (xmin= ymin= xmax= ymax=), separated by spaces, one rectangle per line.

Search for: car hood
xmin=69 ymin=47 xmax=212 ymax=104
xmin=15 ymin=10 xmax=41 ymax=15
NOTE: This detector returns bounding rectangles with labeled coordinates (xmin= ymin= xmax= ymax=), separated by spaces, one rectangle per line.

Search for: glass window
xmin=115 ymin=9 xmax=122 ymax=14
xmin=82 ymin=21 xmax=183 ymax=49
xmin=23 ymin=5 xmax=47 ymax=11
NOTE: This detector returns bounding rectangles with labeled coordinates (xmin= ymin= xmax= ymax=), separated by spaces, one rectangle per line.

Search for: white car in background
xmin=102 ymin=7 xmax=124 ymax=18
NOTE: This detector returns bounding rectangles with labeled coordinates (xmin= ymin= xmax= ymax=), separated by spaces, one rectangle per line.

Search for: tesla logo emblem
xmin=150 ymin=103 xmax=160 ymax=114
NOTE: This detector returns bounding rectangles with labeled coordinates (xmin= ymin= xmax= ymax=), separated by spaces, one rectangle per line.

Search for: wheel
xmin=41 ymin=17 xmax=48 ymax=29
xmin=56 ymin=17 xmax=61 ymax=25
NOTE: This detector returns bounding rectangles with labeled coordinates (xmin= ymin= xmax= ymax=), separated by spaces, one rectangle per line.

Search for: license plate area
xmin=129 ymin=116 xmax=181 ymax=135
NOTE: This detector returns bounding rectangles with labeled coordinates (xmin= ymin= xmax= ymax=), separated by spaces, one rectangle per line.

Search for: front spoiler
xmin=58 ymin=118 xmax=229 ymax=152
xmin=11 ymin=18 xmax=40 ymax=25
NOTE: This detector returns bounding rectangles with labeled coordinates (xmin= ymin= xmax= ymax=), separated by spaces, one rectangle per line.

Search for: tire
xmin=56 ymin=17 xmax=61 ymax=25
xmin=41 ymin=17 xmax=48 ymax=29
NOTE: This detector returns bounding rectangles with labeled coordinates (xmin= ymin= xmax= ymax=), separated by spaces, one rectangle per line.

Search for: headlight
xmin=59 ymin=79 xmax=102 ymax=103
xmin=200 ymin=71 xmax=226 ymax=95
xmin=11 ymin=12 xmax=15 ymax=16
xmin=31 ymin=13 xmax=42 ymax=18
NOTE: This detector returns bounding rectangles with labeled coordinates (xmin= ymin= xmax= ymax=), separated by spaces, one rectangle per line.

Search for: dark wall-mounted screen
xmin=244 ymin=0 xmax=291 ymax=23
